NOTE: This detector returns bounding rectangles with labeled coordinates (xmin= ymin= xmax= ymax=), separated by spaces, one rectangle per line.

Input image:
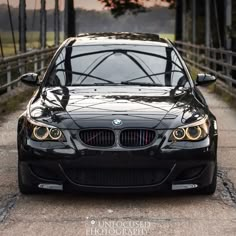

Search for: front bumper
xmin=18 ymin=138 xmax=217 ymax=193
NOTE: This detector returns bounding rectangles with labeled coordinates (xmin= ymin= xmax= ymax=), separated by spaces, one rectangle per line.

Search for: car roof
xmin=65 ymin=32 xmax=171 ymax=47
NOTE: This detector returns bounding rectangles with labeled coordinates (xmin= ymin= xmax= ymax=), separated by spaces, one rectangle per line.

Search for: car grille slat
xmin=120 ymin=129 xmax=156 ymax=147
xmin=79 ymin=129 xmax=115 ymax=147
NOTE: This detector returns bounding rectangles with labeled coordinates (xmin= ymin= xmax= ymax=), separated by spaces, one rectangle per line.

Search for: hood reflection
xmin=29 ymin=86 xmax=206 ymax=130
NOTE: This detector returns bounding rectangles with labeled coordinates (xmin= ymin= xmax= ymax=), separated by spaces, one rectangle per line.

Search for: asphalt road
xmin=0 ymin=88 xmax=236 ymax=236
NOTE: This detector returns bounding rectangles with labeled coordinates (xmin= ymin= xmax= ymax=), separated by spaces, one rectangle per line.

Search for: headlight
xmin=27 ymin=117 xmax=65 ymax=141
xmin=49 ymin=128 xmax=63 ymax=140
xmin=33 ymin=126 xmax=50 ymax=140
xmin=170 ymin=116 xmax=209 ymax=142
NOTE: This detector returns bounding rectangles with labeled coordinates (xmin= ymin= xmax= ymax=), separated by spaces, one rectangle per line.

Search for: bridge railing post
xmin=197 ymin=46 xmax=200 ymax=66
xmin=226 ymin=53 xmax=233 ymax=89
xmin=18 ymin=58 xmax=25 ymax=75
xmin=34 ymin=54 xmax=38 ymax=72
xmin=7 ymin=65 xmax=11 ymax=92
xmin=190 ymin=44 xmax=195 ymax=68
xmin=213 ymin=50 xmax=217 ymax=71
xmin=40 ymin=53 xmax=45 ymax=75
xmin=204 ymin=47 xmax=207 ymax=68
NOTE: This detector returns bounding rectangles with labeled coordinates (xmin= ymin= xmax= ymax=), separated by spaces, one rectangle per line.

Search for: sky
xmin=0 ymin=0 xmax=169 ymax=10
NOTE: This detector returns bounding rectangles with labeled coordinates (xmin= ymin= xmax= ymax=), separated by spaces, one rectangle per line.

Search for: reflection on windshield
xmin=47 ymin=45 xmax=189 ymax=88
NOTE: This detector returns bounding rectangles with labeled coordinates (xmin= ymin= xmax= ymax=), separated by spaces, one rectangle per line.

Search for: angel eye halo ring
xmin=186 ymin=126 xmax=202 ymax=141
xmin=33 ymin=126 xmax=50 ymax=140
xmin=173 ymin=128 xmax=186 ymax=140
xmin=49 ymin=128 xmax=62 ymax=140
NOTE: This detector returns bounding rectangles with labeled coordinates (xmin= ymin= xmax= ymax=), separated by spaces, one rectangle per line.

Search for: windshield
xmin=46 ymin=45 xmax=189 ymax=88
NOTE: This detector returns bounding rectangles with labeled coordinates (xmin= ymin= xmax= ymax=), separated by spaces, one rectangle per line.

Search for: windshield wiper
xmin=54 ymin=69 xmax=115 ymax=85
xmin=120 ymin=81 xmax=163 ymax=86
xmin=125 ymin=70 xmax=185 ymax=82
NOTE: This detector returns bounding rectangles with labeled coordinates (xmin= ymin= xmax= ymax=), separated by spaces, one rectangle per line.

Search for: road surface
xmin=0 ymin=88 xmax=236 ymax=236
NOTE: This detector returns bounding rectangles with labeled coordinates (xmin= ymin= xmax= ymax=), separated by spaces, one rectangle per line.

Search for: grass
xmin=160 ymin=33 xmax=175 ymax=41
xmin=0 ymin=88 xmax=35 ymax=117
xmin=189 ymin=66 xmax=199 ymax=80
xmin=1 ymin=31 xmax=64 ymax=56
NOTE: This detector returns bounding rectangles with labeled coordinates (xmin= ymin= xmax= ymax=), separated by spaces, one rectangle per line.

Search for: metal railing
xmin=0 ymin=47 xmax=57 ymax=94
xmin=175 ymin=41 xmax=236 ymax=88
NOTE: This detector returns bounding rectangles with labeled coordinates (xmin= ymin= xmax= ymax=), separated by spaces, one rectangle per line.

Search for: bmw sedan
xmin=17 ymin=33 xmax=218 ymax=194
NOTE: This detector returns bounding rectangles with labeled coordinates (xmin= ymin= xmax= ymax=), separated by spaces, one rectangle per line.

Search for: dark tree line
xmin=0 ymin=4 xmax=175 ymax=34
xmin=98 ymin=0 xmax=175 ymax=17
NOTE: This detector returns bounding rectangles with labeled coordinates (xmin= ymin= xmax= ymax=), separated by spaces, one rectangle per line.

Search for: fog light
xmin=172 ymin=184 xmax=198 ymax=190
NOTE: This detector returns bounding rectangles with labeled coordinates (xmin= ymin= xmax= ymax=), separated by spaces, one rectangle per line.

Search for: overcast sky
xmin=0 ymin=0 xmax=168 ymax=10
xmin=0 ymin=0 xmax=103 ymax=10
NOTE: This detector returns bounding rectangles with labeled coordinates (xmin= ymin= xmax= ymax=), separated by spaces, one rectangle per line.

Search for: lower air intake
xmin=65 ymin=168 xmax=168 ymax=186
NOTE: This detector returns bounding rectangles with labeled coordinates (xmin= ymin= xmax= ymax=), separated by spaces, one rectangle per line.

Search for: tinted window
xmin=47 ymin=45 xmax=188 ymax=87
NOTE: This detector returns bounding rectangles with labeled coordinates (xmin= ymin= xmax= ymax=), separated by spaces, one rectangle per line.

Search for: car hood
xmin=29 ymin=86 xmax=207 ymax=129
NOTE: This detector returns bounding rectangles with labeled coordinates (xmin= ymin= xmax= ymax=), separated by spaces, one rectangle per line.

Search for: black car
xmin=17 ymin=32 xmax=218 ymax=195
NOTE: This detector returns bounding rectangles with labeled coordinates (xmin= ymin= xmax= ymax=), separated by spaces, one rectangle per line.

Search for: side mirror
xmin=20 ymin=73 xmax=39 ymax=86
xmin=196 ymin=73 xmax=216 ymax=86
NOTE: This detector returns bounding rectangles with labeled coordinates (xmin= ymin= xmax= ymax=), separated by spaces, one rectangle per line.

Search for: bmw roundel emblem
xmin=112 ymin=119 xmax=123 ymax=126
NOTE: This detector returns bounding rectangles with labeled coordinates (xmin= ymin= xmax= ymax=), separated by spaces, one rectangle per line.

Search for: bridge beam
xmin=175 ymin=0 xmax=183 ymax=41
xmin=54 ymin=0 xmax=60 ymax=46
xmin=182 ymin=0 xmax=186 ymax=41
xmin=225 ymin=0 xmax=232 ymax=50
xmin=40 ymin=0 xmax=47 ymax=49
xmin=192 ymin=0 xmax=196 ymax=44
xmin=64 ymin=0 xmax=75 ymax=39
xmin=205 ymin=0 xmax=211 ymax=47
xmin=19 ymin=0 xmax=26 ymax=53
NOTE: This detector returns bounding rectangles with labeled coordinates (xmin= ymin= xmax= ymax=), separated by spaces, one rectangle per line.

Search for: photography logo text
xmin=86 ymin=220 xmax=151 ymax=236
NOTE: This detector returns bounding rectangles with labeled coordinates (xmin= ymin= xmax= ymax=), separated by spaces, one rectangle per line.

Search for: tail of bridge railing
xmin=175 ymin=41 xmax=236 ymax=90
xmin=0 ymin=47 xmax=57 ymax=95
